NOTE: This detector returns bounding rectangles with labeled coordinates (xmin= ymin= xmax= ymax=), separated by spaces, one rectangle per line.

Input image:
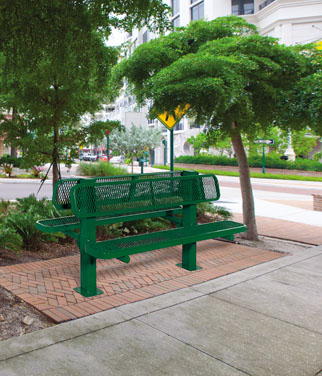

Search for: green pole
xmin=262 ymin=144 xmax=265 ymax=174
xmin=107 ymin=135 xmax=110 ymax=162
xmin=170 ymin=129 xmax=174 ymax=172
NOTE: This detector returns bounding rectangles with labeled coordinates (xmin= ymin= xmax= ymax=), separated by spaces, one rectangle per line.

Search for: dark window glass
xmin=191 ymin=0 xmax=199 ymax=3
xmin=143 ymin=31 xmax=148 ymax=43
xmin=172 ymin=0 xmax=180 ymax=15
xmin=172 ymin=16 xmax=180 ymax=28
xmin=232 ymin=0 xmax=254 ymax=15
xmin=174 ymin=122 xmax=184 ymax=131
xmin=191 ymin=1 xmax=204 ymax=21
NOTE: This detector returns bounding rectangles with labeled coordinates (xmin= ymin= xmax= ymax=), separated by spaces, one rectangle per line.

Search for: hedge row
xmin=175 ymin=154 xmax=322 ymax=172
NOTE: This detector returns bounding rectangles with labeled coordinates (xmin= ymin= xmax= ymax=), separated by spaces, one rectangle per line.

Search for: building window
xmin=172 ymin=16 xmax=180 ymax=28
xmin=191 ymin=1 xmax=204 ymax=21
xmin=143 ymin=30 xmax=148 ymax=44
xmin=259 ymin=0 xmax=275 ymax=11
xmin=174 ymin=121 xmax=184 ymax=131
xmin=232 ymin=0 xmax=254 ymax=15
xmin=172 ymin=0 xmax=180 ymax=16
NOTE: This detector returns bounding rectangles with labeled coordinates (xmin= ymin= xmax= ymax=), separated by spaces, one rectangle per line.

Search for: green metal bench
xmin=36 ymin=172 xmax=246 ymax=297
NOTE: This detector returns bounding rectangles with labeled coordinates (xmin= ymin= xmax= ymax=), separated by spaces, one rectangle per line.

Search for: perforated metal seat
xmin=36 ymin=216 xmax=80 ymax=233
xmin=86 ymin=221 xmax=247 ymax=260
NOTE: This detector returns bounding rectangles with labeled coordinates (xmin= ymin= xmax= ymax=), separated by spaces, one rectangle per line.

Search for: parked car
xmin=99 ymin=155 xmax=110 ymax=162
xmin=110 ymin=156 xmax=125 ymax=164
xmin=82 ymin=153 xmax=98 ymax=162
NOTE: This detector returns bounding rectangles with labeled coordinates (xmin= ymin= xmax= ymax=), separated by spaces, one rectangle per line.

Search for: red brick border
xmin=0 ymin=240 xmax=282 ymax=323
xmin=233 ymin=214 xmax=322 ymax=245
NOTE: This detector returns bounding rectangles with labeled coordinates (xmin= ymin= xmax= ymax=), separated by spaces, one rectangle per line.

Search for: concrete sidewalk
xmin=1 ymin=244 xmax=322 ymax=376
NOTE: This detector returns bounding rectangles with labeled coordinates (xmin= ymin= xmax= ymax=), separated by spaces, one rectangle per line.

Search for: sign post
xmin=105 ymin=130 xmax=111 ymax=162
xmin=79 ymin=143 xmax=84 ymax=161
xmin=254 ymin=139 xmax=274 ymax=174
xmin=157 ymin=105 xmax=190 ymax=171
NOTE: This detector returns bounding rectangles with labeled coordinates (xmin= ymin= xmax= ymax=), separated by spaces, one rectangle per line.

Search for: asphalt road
xmin=0 ymin=181 xmax=52 ymax=200
xmin=0 ymin=174 xmax=321 ymax=201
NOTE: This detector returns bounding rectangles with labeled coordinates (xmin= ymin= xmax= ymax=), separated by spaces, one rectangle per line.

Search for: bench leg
xmin=177 ymin=242 xmax=202 ymax=271
xmin=74 ymin=252 xmax=103 ymax=297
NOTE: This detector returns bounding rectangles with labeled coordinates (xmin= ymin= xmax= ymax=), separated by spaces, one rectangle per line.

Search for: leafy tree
xmin=0 ymin=0 xmax=171 ymax=187
xmin=114 ymin=17 xmax=316 ymax=240
xmin=187 ymin=133 xmax=212 ymax=154
xmin=292 ymin=128 xmax=317 ymax=158
xmin=188 ymin=131 xmax=232 ymax=156
xmin=110 ymin=124 xmax=162 ymax=172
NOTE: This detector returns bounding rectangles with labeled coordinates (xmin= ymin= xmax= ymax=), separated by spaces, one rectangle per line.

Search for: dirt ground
xmin=0 ymin=236 xmax=310 ymax=342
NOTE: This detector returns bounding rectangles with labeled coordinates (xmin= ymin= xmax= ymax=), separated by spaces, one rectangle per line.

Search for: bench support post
xmin=74 ymin=252 xmax=103 ymax=297
xmin=177 ymin=242 xmax=201 ymax=271
xmin=74 ymin=219 xmax=103 ymax=297
xmin=177 ymin=204 xmax=202 ymax=271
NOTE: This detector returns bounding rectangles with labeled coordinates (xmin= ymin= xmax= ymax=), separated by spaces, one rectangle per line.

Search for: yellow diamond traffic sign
xmin=157 ymin=104 xmax=190 ymax=130
xmin=316 ymin=41 xmax=322 ymax=50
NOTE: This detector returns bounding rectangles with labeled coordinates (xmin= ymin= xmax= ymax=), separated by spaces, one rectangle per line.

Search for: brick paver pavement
xmin=0 ymin=239 xmax=282 ymax=323
xmin=233 ymin=214 xmax=322 ymax=245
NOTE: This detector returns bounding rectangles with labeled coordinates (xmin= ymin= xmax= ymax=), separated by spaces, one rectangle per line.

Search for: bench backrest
xmin=53 ymin=171 xmax=187 ymax=210
xmin=70 ymin=174 xmax=220 ymax=219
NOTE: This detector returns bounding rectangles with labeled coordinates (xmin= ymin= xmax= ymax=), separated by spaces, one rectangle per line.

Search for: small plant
xmin=31 ymin=166 xmax=44 ymax=178
xmin=2 ymin=163 xmax=13 ymax=177
xmin=197 ymin=202 xmax=232 ymax=222
xmin=98 ymin=218 xmax=171 ymax=240
xmin=77 ymin=161 xmax=128 ymax=177
xmin=0 ymin=200 xmax=11 ymax=215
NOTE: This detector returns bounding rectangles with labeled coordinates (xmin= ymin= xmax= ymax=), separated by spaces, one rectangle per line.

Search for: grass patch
xmin=154 ymin=165 xmax=322 ymax=182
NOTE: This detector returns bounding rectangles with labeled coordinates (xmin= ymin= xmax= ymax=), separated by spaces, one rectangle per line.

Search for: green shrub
xmin=175 ymin=154 xmax=238 ymax=166
xmin=175 ymin=154 xmax=322 ymax=172
xmin=77 ymin=161 xmax=128 ymax=177
xmin=0 ymin=155 xmax=21 ymax=168
xmin=0 ymin=224 xmax=23 ymax=253
xmin=5 ymin=195 xmax=65 ymax=251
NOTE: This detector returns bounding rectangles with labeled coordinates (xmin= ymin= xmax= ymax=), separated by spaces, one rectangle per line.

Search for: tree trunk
xmin=52 ymin=126 xmax=59 ymax=189
xmin=230 ymin=123 xmax=259 ymax=241
xmin=10 ymin=108 xmax=17 ymax=157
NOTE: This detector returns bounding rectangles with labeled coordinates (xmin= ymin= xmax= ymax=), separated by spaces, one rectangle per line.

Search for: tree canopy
xmin=115 ymin=16 xmax=320 ymax=240
xmin=0 ymin=0 xmax=171 ymax=186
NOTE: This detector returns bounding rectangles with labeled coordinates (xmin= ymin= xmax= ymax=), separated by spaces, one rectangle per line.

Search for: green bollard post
xmin=262 ymin=144 xmax=265 ymax=174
